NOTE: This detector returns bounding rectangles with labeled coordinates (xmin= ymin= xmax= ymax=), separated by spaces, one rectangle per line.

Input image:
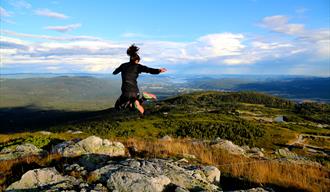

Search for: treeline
xmin=294 ymin=102 xmax=330 ymax=124
xmin=164 ymin=91 xmax=330 ymax=124
xmin=164 ymin=91 xmax=295 ymax=109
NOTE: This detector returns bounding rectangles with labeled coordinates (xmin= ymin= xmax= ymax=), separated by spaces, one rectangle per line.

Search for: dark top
xmin=113 ymin=62 xmax=160 ymax=95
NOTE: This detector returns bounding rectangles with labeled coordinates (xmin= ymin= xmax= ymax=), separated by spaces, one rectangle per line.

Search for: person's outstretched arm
xmin=139 ymin=64 xmax=167 ymax=74
xmin=113 ymin=64 xmax=123 ymax=75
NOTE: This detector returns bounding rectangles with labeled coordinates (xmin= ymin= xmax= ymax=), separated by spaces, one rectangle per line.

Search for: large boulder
xmin=201 ymin=166 xmax=221 ymax=184
xmin=211 ymin=139 xmax=245 ymax=155
xmin=5 ymin=167 xmax=78 ymax=191
xmin=90 ymin=158 xmax=220 ymax=191
xmin=0 ymin=143 xmax=46 ymax=161
xmin=52 ymin=136 xmax=125 ymax=157
xmin=107 ymin=171 xmax=171 ymax=192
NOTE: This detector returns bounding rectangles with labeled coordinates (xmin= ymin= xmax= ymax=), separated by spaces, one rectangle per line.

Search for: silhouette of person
xmin=113 ymin=44 xmax=167 ymax=116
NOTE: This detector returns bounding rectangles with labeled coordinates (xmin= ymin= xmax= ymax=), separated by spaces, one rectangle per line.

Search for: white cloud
xmin=260 ymin=15 xmax=305 ymax=35
xmin=0 ymin=6 xmax=12 ymax=17
xmin=8 ymin=0 xmax=31 ymax=9
xmin=252 ymin=41 xmax=293 ymax=50
xmin=44 ymin=24 xmax=82 ymax=32
xmin=195 ymin=33 xmax=245 ymax=57
xmin=35 ymin=8 xmax=68 ymax=19
xmin=0 ymin=6 xmax=15 ymax=23
xmin=1 ymin=19 xmax=329 ymax=75
xmin=1 ymin=30 xmax=102 ymax=41
xmin=260 ymin=15 xmax=330 ymax=59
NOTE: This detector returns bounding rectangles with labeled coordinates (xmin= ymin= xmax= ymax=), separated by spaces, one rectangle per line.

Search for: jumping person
xmin=113 ymin=44 xmax=167 ymax=116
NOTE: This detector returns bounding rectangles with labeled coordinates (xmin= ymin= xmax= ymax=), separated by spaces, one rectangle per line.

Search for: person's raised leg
xmin=134 ymin=100 xmax=144 ymax=114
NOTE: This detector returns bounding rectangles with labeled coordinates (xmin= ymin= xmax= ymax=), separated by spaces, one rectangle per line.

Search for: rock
xmin=64 ymin=163 xmax=88 ymax=177
xmin=277 ymin=148 xmax=298 ymax=158
xmin=79 ymin=154 xmax=112 ymax=170
xmin=201 ymin=166 xmax=221 ymax=184
xmin=90 ymin=158 xmax=220 ymax=191
xmin=72 ymin=131 xmax=84 ymax=134
xmin=38 ymin=131 xmax=52 ymax=135
xmin=107 ymin=171 xmax=171 ymax=192
xmin=176 ymin=158 xmax=189 ymax=164
xmin=175 ymin=186 xmax=190 ymax=192
xmin=15 ymin=143 xmax=43 ymax=154
xmin=6 ymin=167 xmax=78 ymax=191
xmin=246 ymin=147 xmax=265 ymax=158
xmin=241 ymin=145 xmax=250 ymax=151
xmin=91 ymin=183 xmax=108 ymax=192
xmin=182 ymin=153 xmax=196 ymax=159
xmin=307 ymin=148 xmax=318 ymax=153
xmin=52 ymin=136 xmax=125 ymax=157
xmin=211 ymin=139 xmax=245 ymax=155
xmin=0 ymin=143 xmax=46 ymax=161
xmin=160 ymin=135 xmax=172 ymax=141
xmin=274 ymin=115 xmax=284 ymax=123
xmin=231 ymin=187 xmax=269 ymax=192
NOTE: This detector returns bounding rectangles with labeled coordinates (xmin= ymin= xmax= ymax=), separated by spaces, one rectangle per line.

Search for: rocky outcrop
xmin=0 ymin=143 xmax=46 ymax=161
xmin=89 ymin=158 xmax=220 ymax=191
xmin=3 ymin=134 xmax=276 ymax=192
xmin=210 ymin=138 xmax=265 ymax=158
xmin=6 ymin=158 xmax=221 ymax=192
xmin=5 ymin=167 xmax=78 ymax=191
xmin=211 ymin=138 xmax=245 ymax=155
xmin=52 ymin=136 xmax=125 ymax=157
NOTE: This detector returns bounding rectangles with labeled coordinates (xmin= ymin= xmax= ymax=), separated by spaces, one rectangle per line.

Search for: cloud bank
xmin=1 ymin=15 xmax=329 ymax=76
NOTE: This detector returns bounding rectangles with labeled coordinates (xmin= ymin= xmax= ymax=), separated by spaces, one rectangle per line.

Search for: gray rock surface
xmin=211 ymin=139 xmax=245 ymax=155
xmin=276 ymin=148 xmax=298 ymax=158
xmin=245 ymin=147 xmax=265 ymax=158
xmin=230 ymin=187 xmax=269 ymax=192
xmin=160 ymin=135 xmax=173 ymax=141
xmin=201 ymin=166 xmax=221 ymax=184
xmin=211 ymin=139 xmax=265 ymax=158
xmin=107 ymin=171 xmax=171 ymax=192
xmin=90 ymin=158 xmax=220 ymax=191
xmin=0 ymin=143 xmax=46 ymax=161
xmin=6 ymin=167 xmax=78 ymax=191
xmin=52 ymin=136 xmax=125 ymax=157
xmin=6 ymin=158 xmax=222 ymax=191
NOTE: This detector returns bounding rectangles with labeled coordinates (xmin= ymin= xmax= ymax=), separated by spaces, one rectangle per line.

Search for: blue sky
xmin=1 ymin=0 xmax=329 ymax=76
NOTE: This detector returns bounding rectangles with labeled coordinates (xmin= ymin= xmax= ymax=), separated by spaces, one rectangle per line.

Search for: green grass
xmin=35 ymin=91 xmax=327 ymax=150
xmin=1 ymin=91 xmax=329 ymax=161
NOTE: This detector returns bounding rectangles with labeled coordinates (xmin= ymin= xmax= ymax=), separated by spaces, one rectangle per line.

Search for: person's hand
xmin=159 ymin=68 xmax=167 ymax=73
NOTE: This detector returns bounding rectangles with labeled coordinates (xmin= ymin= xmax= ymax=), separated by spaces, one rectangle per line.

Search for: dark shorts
xmin=115 ymin=92 xmax=139 ymax=110
xmin=114 ymin=92 xmax=155 ymax=110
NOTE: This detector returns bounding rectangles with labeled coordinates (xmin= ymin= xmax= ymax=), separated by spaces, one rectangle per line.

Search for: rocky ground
xmin=1 ymin=135 xmax=274 ymax=192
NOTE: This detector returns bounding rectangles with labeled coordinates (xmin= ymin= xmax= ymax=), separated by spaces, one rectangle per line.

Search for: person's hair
xmin=127 ymin=44 xmax=140 ymax=62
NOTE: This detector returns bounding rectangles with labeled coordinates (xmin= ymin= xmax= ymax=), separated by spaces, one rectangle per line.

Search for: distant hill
xmin=1 ymin=75 xmax=329 ymax=113
xmin=0 ymin=76 xmax=121 ymax=110
xmin=187 ymin=77 xmax=330 ymax=102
